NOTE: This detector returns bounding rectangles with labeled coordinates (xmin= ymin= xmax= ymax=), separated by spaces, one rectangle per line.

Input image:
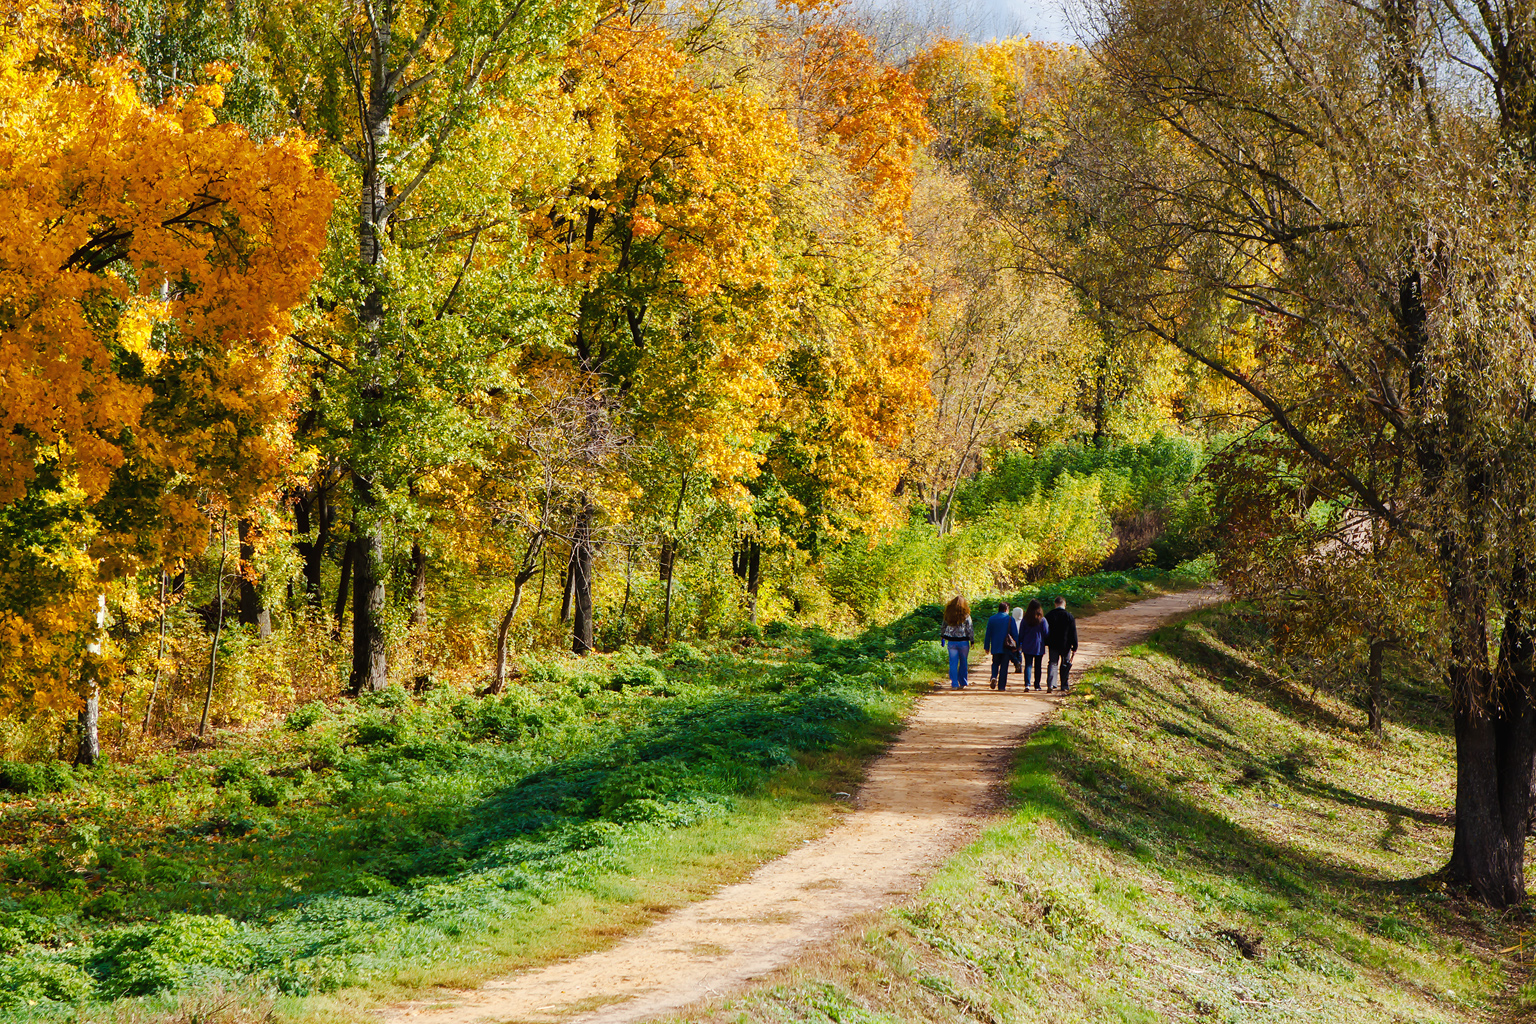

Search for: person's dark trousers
xmin=990 ymin=653 xmax=1011 ymax=689
xmin=1048 ymin=649 xmax=1072 ymax=690
xmin=1010 ymin=648 xmax=1023 ymax=673
xmin=1023 ymin=653 xmax=1043 ymax=689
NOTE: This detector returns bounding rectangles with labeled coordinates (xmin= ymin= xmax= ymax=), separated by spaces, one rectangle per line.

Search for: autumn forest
xmin=8 ymin=0 xmax=1536 ymax=1017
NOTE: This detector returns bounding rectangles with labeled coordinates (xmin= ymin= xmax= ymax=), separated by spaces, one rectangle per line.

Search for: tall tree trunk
xmin=409 ymin=541 xmax=427 ymax=627
xmin=237 ymin=518 xmax=271 ymax=638
xmin=200 ymin=513 xmax=229 ymax=738
xmin=748 ymin=542 xmax=761 ymax=624
xmin=142 ymin=571 xmax=168 ymax=736
xmin=349 ymin=27 xmax=393 ymax=693
xmin=571 ymin=497 xmax=594 ymax=655
xmin=662 ymin=550 xmax=678 ymax=642
xmin=659 ymin=537 xmax=675 ymax=582
xmin=1366 ymin=637 xmax=1387 ymax=737
xmin=560 ymin=549 xmax=575 ymax=623
xmin=536 ymin=550 xmax=548 ymax=613
xmin=77 ymin=593 xmax=107 ymax=766
xmin=333 ymin=538 xmax=356 ymax=638
xmin=349 ymin=486 xmax=388 ymax=693
xmin=492 ymin=571 xmax=536 ymax=693
xmin=661 ymin=475 xmax=687 ymax=641
xmin=296 ymin=487 xmax=332 ymax=608
xmin=732 ymin=539 xmax=762 ymax=624
xmin=620 ymin=543 xmax=633 ymax=622
xmin=1442 ymin=464 xmax=1533 ymax=906
xmin=492 ymin=533 xmax=546 ymax=693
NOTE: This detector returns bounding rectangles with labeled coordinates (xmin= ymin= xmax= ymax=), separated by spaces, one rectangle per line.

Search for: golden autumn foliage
xmin=529 ymin=9 xmax=798 ymax=494
xmin=746 ymin=0 xmax=935 ymax=544
xmin=0 ymin=10 xmax=332 ymax=517
xmin=0 ymin=1 xmax=334 ymax=709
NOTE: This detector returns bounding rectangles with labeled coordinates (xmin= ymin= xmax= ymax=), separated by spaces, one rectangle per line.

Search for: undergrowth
xmin=709 ymin=605 xmax=1526 ymax=1024
xmin=0 ymin=568 xmax=1192 ymax=1021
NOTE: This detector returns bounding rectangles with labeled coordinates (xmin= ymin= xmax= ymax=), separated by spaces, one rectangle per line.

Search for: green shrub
xmin=0 ymin=956 xmax=95 ymax=1008
xmin=284 ymin=701 xmax=327 ymax=732
xmin=90 ymin=915 xmax=240 ymax=997
xmin=763 ymin=619 xmax=794 ymax=639
xmin=245 ymin=775 xmax=288 ymax=808
xmin=0 ymin=759 xmax=74 ymax=795
xmin=213 ymin=758 xmax=259 ymax=786
xmin=668 ymin=642 xmax=708 ymax=669
xmin=609 ymin=663 xmax=665 ymax=691
xmin=351 ymin=712 xmax=405 ymax=747
xmin=358 ymin=684 xmax=412 ymax=710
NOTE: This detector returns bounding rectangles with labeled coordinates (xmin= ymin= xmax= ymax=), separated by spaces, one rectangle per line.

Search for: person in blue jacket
xmin=982 ymin=602 xmax=1019 ymax=690
xmin=1017 ymin=598 xmax=1049 ymax=690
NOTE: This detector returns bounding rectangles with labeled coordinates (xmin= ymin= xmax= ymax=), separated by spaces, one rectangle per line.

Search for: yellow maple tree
xmin=0 ymin=0 xmax=334 ymax=710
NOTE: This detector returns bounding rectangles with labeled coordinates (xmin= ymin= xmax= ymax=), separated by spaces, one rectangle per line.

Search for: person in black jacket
xmin=1044 ymin=596 xmax=1078 ymax=692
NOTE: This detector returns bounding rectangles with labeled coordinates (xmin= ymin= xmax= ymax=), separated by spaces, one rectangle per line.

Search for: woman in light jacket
xmin=940 ymin=596 xmax=974 ymax=690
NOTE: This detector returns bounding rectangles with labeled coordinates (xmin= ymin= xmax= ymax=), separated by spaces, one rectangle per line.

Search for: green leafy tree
xmin=260 ymin=0 xmax=592 ymax=689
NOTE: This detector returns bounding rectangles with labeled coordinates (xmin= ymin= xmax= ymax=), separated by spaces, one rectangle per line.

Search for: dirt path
xmin=387 ymin=586 xmax=1224 ymax=1024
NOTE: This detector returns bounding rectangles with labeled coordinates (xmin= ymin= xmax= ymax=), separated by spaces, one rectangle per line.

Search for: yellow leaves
xmin=116 ymin=298 xmax=170 ymax=372
xmin=0 ymin=5 xmax=335 ymax=502
xmin=0 ymin=3 xmax=334 ymax=711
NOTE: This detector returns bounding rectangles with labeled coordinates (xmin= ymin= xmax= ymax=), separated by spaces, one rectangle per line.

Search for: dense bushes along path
xmin=389 ymin=587 xmax=1225 ymax=1024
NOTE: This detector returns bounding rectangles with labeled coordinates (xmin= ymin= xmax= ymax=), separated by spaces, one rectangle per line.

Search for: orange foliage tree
xmin=740 ymin=0 xmax=935 ymax=577
xmin=0 ymin=2 xmax=333 ymax=735
xmin=527 ymin=6 xmax=797 ymax=651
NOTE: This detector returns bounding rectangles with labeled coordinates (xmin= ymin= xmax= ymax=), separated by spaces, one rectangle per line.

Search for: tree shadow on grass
xmin=1006 ymin=633 xmax=1481 ymax=993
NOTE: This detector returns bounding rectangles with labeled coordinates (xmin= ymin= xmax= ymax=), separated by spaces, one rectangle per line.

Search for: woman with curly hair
xmin=940 ymin=596 xmax=974 ymax=689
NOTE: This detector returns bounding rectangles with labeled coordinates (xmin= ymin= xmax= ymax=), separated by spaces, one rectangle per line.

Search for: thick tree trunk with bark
xmin=77 ymin=695 xmax=99 ymax=766
xmin=295 ymin=487 xmax=332 ymax=608
xmin=571 ymin=497 xmax=594 ymax=655
xmin=237 ymin=518 xmax=271 ymax=637
xmin=1441 ymin=487 xmax=1534 ymax=906
xmin=560 ymin=553 xmax=574 ymax=623
xmin=333 ymin=538 xmax=355 ymax=637
xmin=659 ymin=537 xmax=675 ymax=582
xmin=349 ymin=488 xmax=388 ymax=693
xmin=200 ymin=516 xmax=229 ymax=738
xmin=77 ymin=594 xmax=106 ymax=766
xmin=492 ymin=532 xmax=546 ymax=693
xmin=732 ymin=540 xmax=762 ymax=624
xmin=409 ymin=541 xmax=427 ymax=628
xmin=347 ymin=21 xmax=393 ymax=694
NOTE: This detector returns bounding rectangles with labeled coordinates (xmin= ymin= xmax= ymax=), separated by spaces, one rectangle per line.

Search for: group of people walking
xmin=937 ymin=595 xmax=1078 ymax=692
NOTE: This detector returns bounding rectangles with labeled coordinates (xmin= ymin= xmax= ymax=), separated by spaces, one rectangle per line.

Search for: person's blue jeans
xmin=1021 ymin=653 xmax=1043 ymax=689
xmin=947 ymin=641 xmax=970 ymax=688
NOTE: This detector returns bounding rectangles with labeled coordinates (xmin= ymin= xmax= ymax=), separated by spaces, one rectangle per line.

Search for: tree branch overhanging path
xmin=387 ymin=587 xmax=1224 ymax=1024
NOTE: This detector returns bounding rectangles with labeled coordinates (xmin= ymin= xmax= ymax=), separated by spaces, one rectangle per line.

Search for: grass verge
xmin=701 ymin=604 xmax=1531 ymax=1024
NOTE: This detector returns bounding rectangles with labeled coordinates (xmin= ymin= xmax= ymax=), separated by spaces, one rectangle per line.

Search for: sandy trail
xmin=386 ymin=586 xmax=1223 ymax=1024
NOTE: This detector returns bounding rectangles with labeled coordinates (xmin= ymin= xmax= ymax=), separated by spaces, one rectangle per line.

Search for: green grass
xmin=708 ymin=605 xmax=1530 ymax=1023
xmin=0 ymin=567 xmax=1195 ymax=1022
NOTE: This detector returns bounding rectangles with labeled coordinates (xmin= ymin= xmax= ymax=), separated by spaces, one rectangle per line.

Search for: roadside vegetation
xmin=713 ymin=605 xmax=1529 ymax=1024
xmin=0 ymin=568 xmax=1207 ymax=1021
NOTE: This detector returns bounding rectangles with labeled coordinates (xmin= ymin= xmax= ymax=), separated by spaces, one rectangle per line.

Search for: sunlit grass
xmin=711 ymin=606 xmax=1526 ymax=1024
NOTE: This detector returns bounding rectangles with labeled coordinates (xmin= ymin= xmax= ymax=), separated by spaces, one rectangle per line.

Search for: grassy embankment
xmin=0 ymin=566 xmax=1206 ymax=1023
xmin=711 ymin=605 xmax=1534 ymax=1024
